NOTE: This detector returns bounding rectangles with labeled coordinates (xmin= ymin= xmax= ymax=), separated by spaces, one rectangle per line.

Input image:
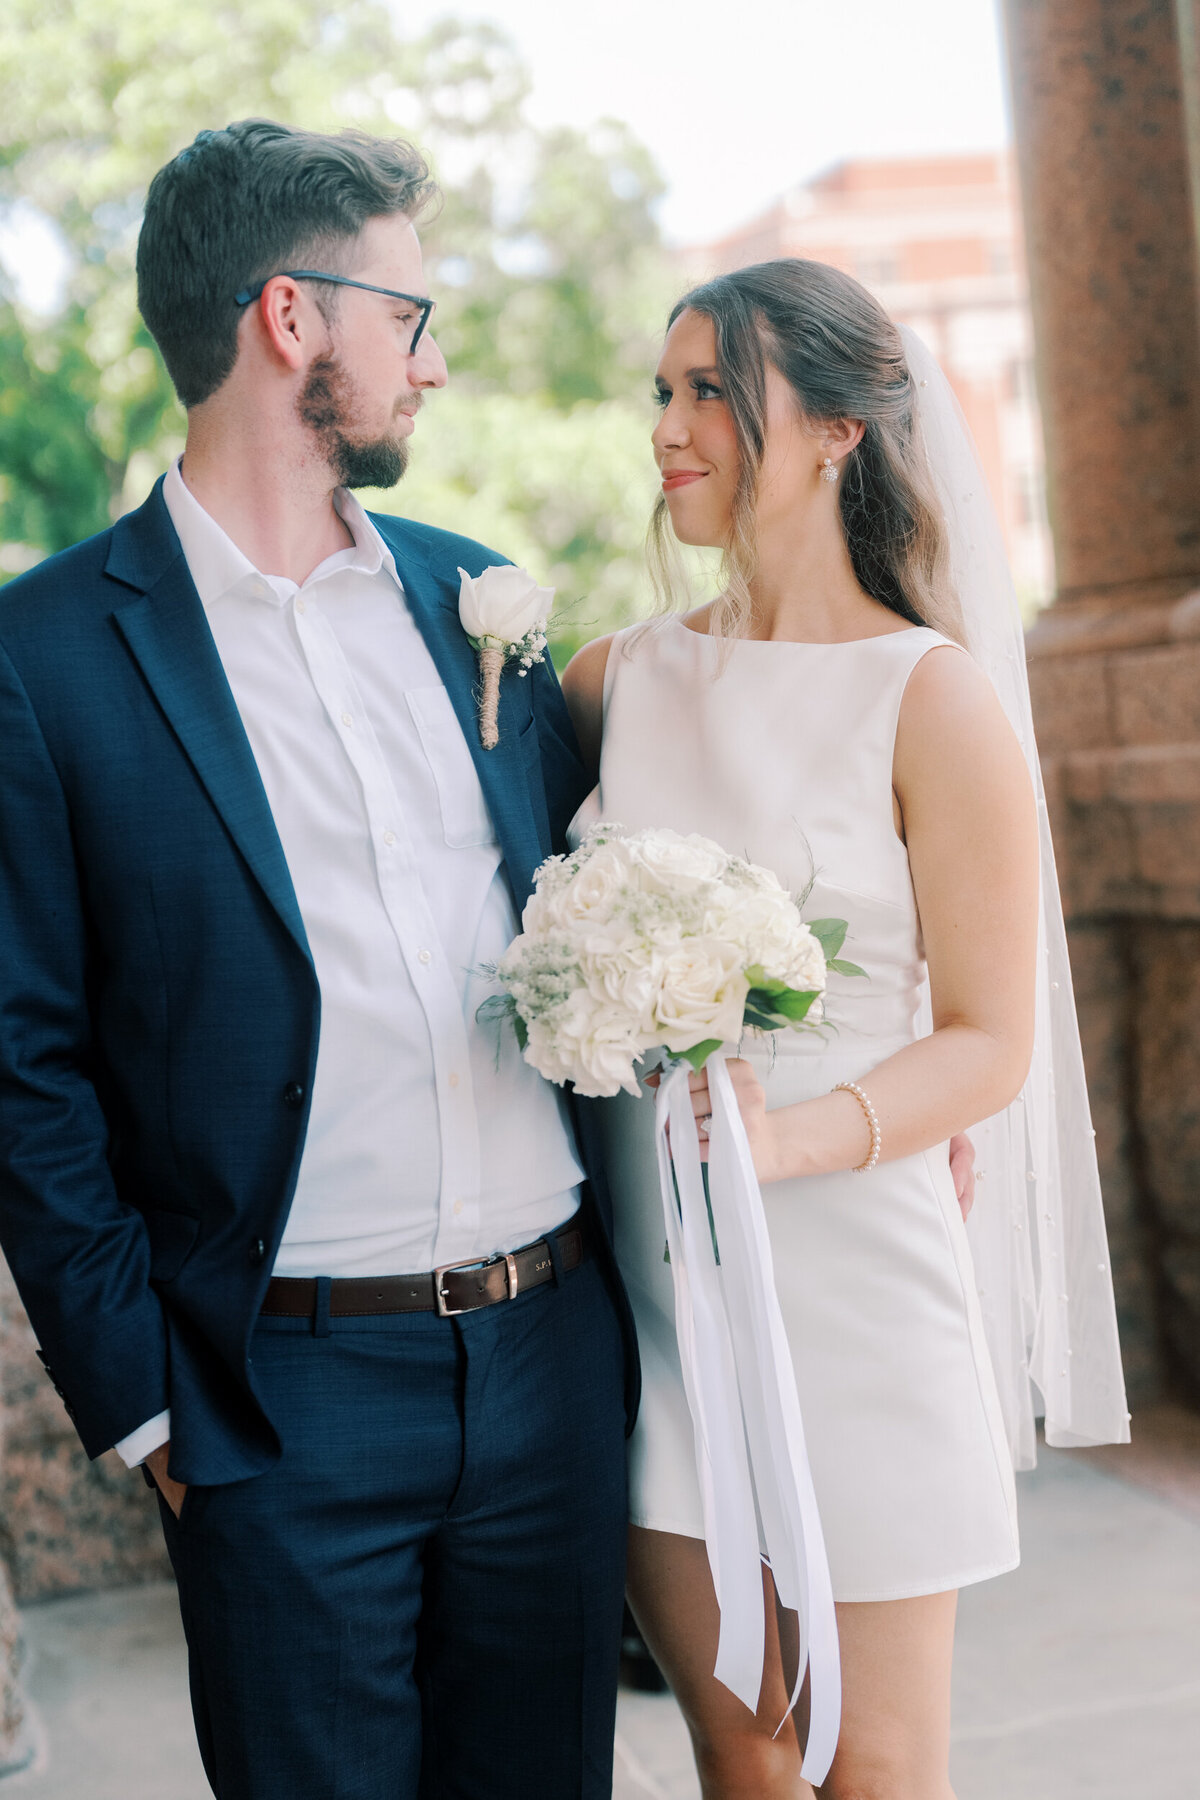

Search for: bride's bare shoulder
xmin=561 ymin=633 xmax=616 ymax=776
xmin=893 ymin=641 xmax=1029 ymax=809
xmin=562 ymin=632 xmax=615 ymax=702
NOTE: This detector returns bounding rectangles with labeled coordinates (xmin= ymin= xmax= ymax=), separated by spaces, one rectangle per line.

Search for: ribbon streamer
xmin=654 ymin=1049 xmax=841 ymax=1785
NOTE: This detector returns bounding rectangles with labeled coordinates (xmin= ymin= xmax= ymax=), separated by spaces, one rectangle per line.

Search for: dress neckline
xmin=669 ymin=614 xmax=930 ymax=650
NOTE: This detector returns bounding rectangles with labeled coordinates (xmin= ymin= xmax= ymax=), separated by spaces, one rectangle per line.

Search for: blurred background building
xmin=681 ymin=151 xmax=1054 ymax=608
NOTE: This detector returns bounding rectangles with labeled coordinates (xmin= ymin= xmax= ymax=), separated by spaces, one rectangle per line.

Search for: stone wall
xmin=0 ymin=1258 xmax=167 ymax=1605
xmin=1030 ymin=607 xmax=1200 ymax=1402
xmin=1003 ymin=0 xmax=1200 ymax=1408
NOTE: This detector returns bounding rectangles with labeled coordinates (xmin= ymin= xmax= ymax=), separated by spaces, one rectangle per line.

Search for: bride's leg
xmin=811 ymin=1592 xmax=958 ymax=1800
xmin=625 ymin=1526 xmax=811 ymax=1800
xmin=628 ymin=1526 xmax=960 ymax=1800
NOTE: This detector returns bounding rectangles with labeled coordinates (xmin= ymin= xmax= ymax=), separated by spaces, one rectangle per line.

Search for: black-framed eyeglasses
xmin=233 ymin=271 xmax=435 ymax=351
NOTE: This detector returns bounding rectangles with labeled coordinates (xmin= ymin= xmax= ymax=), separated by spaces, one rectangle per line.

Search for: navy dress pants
xmin=159 ymin=1254 xmax=628 ymax=1800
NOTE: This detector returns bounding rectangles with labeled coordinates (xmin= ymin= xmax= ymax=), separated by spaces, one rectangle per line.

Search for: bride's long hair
xmin=648 ymin=258 xmax=964 ymax=644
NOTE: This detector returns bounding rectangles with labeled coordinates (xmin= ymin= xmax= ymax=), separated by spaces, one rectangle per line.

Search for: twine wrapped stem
xmin=478 ymin=640 xmax=505 ymax=749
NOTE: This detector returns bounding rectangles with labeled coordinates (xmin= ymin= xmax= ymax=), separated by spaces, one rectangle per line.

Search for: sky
xmin=1 ymin=0 xmax=1013 ymax=308
xmin=404 ymin=0 xmax=1013 ymax=244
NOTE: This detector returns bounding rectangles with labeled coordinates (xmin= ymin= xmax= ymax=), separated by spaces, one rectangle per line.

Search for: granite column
xmin=1003 ymin=0 xmax=1200 ymax=1398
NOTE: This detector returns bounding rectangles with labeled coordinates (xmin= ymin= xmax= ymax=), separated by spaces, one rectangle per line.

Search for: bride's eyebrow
xmin=686 ymin=366 xmax=720 ymax=378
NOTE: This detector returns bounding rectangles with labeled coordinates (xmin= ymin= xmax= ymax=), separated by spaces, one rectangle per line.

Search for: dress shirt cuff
xmin=113 ymin=1409 xmax=171 ymax=1468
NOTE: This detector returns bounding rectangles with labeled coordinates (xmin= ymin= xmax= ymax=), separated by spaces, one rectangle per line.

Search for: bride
xmin=562 ymin=260 xmax=1129 ymax=1799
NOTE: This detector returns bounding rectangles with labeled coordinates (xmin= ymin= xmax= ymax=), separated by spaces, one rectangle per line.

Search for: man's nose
xmin=412 ymin=330 xmax=448 ymax=389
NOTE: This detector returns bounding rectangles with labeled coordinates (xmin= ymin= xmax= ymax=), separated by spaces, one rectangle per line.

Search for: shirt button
xmin=448 ymin=1071 xmax=459 ymax=1089
xmin=296 ymin=598 xmax=306 ymax=614
xmin=341 ymin=712 xmax=353 ymax=728
xmin=383 ymin=830 xmax=396 ymax=847
xmin=418 ymin=949 xmax=432 ymax=965
xmin=453 ymin=1200 xmax=464 ymax=1216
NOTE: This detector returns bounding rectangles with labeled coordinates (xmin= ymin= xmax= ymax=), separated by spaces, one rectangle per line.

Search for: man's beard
xmin=297 ymin=354 xmax=411 ymax=490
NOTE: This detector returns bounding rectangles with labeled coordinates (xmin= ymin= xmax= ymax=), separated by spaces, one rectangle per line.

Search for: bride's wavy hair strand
xmin=647 ymin=259 xmax=963 ymax=645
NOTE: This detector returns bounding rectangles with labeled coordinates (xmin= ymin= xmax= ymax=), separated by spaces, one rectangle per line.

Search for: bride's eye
xmin=652 ymin=385 xmax=671 ymax=409
xmin=692 ymin=378 xmax=723 ymax=401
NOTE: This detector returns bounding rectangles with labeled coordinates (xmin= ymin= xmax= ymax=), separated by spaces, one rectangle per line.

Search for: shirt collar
xmin=161 ymin=459 xmax=401 ymax=608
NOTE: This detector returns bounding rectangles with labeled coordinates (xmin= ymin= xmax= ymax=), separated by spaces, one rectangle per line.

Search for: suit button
xmin=282 ymin=1082 xmax=305 ymax=1110
xmin=249 ymin=1239 xmax=267 ymax=1267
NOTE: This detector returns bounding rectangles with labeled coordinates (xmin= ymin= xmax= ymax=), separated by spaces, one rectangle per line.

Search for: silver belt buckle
xmin=434 ymin=1251 xmax=520 ymax=1317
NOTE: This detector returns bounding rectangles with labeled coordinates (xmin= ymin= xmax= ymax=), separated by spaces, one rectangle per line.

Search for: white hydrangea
xmin=722 ymin=887 xmax=825 ymax=990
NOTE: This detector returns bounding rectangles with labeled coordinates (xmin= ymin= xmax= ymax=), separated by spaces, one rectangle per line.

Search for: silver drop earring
xmin=820 ymin=456 xmax=839 ymax=484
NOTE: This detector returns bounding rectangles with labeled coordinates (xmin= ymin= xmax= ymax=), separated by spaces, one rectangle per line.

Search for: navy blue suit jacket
xmin=0 ymin=479 xmax=638 ymax=1485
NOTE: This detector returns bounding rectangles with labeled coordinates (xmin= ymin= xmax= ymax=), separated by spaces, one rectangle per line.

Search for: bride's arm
xmin=561 ymin=634 xmax=614 ymax=783
xmin=693 ymin=645 xmax=1040 ymax=1184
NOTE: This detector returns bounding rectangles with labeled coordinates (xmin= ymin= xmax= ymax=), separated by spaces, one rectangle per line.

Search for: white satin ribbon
xmin=654 ymin=1048 xmax=841 ymax=1785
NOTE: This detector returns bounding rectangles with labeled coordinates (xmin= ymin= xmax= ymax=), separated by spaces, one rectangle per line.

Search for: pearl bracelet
xmin=833 ymin=1080 xmax=882 ymax=1173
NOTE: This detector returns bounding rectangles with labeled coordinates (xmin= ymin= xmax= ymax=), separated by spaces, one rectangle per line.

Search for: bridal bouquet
xmin=485 ymin=822 xmax=859 ymax=1098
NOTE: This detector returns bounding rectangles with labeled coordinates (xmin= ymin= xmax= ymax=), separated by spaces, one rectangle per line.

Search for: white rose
xmin=524 ymin=843 xmax=633 ymax=937
xmin=458 ymin=564 xmax=554 ymax=645
xmin=628 ymin=829 xmax=729 ymax=898
xmin=560 ymin=839 xmax=635 ymax=924
xmin=654 ymin=935 xmax=750 ymax=1055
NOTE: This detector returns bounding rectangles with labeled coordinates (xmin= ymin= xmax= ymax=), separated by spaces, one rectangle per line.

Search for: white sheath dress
xmin=581 ymin=617 xmax=1020 ymax=1602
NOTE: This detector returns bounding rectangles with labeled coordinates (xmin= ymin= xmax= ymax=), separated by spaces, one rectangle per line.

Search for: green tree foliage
xmin=0 ymin=1 xmax=681 ymax=633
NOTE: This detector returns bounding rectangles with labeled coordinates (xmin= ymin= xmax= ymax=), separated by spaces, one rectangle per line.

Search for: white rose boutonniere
xmin=458 ymin=565 xmax=554 ymax=749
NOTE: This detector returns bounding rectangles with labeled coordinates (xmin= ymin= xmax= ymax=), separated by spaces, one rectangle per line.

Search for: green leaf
xmin=808 ymin=918 xmax=849 ymax=961
xmin=677 ymin=1038 xmax=723 ymax=1072
xmin=514 ymin=1014 xmax=528 ymax=1052
xmin=771 ymin=988 xmax=819 ymax=1022
xmin=743 ymin=964 xmax=790 ymax=997
xmin=743 ymin=1005 xmax=786 ymax=1032
xmin=474 ymin=992 xmax=513 ymax=1023
xmin=827 ymin=957 xmax=867 ymax=979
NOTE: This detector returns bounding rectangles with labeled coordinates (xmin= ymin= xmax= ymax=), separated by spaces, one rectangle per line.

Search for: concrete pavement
xmin=1 ymin=1410 xmax=1197 ymax=1798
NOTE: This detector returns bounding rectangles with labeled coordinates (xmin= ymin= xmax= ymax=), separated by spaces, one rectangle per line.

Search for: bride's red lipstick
xmin=662 ymin=470 xmax=706 ymax=492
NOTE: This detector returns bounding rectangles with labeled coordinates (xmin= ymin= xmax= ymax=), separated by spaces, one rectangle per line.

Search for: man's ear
xmin=250 ymin=275 xmax=317 ymax=375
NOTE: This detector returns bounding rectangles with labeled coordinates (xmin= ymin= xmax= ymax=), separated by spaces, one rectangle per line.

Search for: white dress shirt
xmin=115 ymin=464 xmax=582 ymax=1467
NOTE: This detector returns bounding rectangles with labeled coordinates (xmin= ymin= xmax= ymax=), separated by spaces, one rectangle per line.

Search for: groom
xmin=0 ymin=120 xmax=635 ymax=1798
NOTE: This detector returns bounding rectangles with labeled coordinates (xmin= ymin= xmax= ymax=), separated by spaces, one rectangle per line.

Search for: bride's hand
xmin=650 ymin=1059 xmax=784 ymax=1182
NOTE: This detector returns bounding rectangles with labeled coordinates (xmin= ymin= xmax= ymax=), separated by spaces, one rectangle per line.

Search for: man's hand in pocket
xmin=145 ymin=1441 xmax=188 ymax=1520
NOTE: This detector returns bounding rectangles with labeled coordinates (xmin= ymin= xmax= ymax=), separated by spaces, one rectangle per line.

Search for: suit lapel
xmin=107 ymin=486 xmax=311 ymax=963
xmin=106 ymin=489 xmax=542 ymax=952
xmin=375 ymin=520 xmax=544 ymax=909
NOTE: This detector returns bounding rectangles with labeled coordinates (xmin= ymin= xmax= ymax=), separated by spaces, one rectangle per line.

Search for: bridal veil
xmin=902 ymin=325 xmax=1130 ymax=1469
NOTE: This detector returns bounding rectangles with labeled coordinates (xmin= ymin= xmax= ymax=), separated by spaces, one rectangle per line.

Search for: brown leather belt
xmin=260 ymin=1216 xmax=586 ymax=1320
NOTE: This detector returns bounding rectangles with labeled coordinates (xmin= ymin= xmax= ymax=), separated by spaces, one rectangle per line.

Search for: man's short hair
xmin=137 ymin=119 xmax=438 ymax=408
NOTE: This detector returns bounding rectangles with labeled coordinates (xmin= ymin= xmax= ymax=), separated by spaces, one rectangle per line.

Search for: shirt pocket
xmin=405 ymin=686 xmax=497 ymax=849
